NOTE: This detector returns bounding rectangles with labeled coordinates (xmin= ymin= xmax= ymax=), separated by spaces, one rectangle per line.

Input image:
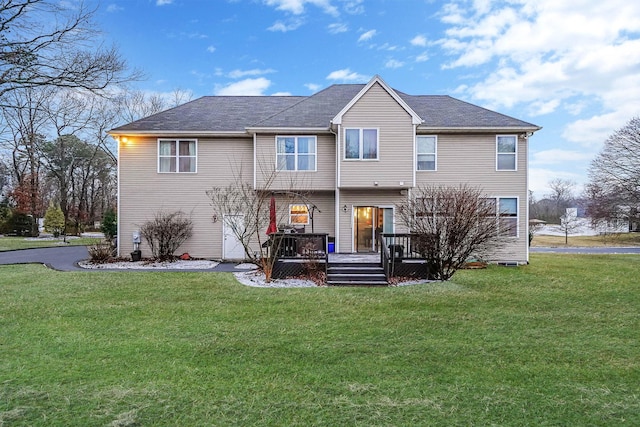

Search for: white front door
xmin=223 ymin=215 xmax=246 ymax=260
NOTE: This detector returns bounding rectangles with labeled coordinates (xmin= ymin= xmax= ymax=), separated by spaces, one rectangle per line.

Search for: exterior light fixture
xmin=342 ymin=204 xmax=348 ymax=213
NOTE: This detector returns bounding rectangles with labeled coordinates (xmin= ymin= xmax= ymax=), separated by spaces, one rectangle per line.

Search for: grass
xmin=1 ymin=254 xmax=639 ymax=426
xmin=531 ymin=232 xmax=640 ymax=247
xmin=0 ymin=236 xmax=100 ymax=251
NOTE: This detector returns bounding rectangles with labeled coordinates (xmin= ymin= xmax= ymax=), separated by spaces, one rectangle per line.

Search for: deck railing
xmin=380 ymin=233 xmax=428 ymax=260
xmin=269 ymin=232 xmax=329 ymax=275
xmin=378 ymin=233 xmax=391 ymax=280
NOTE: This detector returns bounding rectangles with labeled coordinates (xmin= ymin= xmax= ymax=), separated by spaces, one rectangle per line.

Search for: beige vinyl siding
xmin=415 ymin=134 xmax=529 ymax=262
xmin=118 ymin=136 xmax=253 ymax=259
xmin=255 ymin=133 xmax=335 ymax=191
xmin=235 ymin=191 xmax=336 ymax=257
xmin=339 ymin=83 xmax=414 ymax=188
xmin=337 ymin=189 xmax=409 ymax=253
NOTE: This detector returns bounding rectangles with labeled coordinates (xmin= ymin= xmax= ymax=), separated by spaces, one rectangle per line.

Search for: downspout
xmin=329 ymin=123 xmax=340 ymax=252
xmin=253 ymin=133 xmax=257 ymax=190
xmin=116 ymin=136 xmax=121 ymax=257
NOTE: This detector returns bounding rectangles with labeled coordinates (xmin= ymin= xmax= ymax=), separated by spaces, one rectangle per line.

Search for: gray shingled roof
xmin=110 ymin=96 xmax=304 ymax=133
xmin=111 ymin=84 xmax=538 ymax=133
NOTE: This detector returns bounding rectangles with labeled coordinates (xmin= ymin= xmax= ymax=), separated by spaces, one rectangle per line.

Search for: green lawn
xmin=531 ymin=232 xmax=640 ymax=247
xmin=0 ymin=236 xmax=100 ymax=251
xmin=1 ymin=254 xmax=638 ymax=426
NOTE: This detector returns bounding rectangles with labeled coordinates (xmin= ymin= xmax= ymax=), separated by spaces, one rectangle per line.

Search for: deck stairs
xmin=325 ymin=253 xmax=388 ymax=286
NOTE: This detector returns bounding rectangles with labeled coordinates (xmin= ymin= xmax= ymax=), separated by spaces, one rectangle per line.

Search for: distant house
xmin=110 ymin=75 xmax=540 ymax=263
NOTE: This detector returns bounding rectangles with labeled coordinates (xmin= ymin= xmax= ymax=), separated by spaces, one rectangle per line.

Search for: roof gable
xmin=331 ymin=75 xmax=423 ymax=126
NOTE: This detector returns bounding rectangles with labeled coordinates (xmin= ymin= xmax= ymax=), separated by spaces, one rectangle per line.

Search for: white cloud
xmin=305 ymin=83 xmax=322 ymax=92
xmin=263 ymin=0 xmax=339 ymax=16
xmin=358 ymin=29 xmax=377 ymax=42
xmin=156 ymin=0 xmax=172 ymax=5
xmin=214 ymin=78 xmax=272 ymax=96
xmin=272 ymin=91 xmax=292 ymax=96
xmin=529 ymin=167 xmax=587 ymax=196
xmin=530 ymin=149 xmax=594 ymax=166
xmin=228 ymin=69 xmax=276 ymax=79
xmin=410 ymin=35 xmax=427 ymax=47
xmin=206 ymin=46 xmax=216 ymax=53
xmin=438 ymin=0 xmax=640 ymax=150
xmin=328 ymin=22 xmax=348 ymax=34
xmin=326 ymin=68 xmax=369 ymax=82
xmin=415 ymin=51 xmax=429 ymax=62
xmin=268 ymin=18 xmax=304 ymax=32
xmin=106 ymin=4 xmax=123 ymax=12
xmin=385 ymin=59 xmax=404 ymax=69
xmin=342 ymin=0 xmax=364 ymax=14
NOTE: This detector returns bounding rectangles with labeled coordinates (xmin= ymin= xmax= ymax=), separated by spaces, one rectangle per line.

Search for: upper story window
xmin=345 ymin=128 xmax=378 ymax=160
xmin=289 ymin=204 xmax=310 ymax=225
xmin=416 ymin=135 xmax=437 ymax=171
xmin=158 ymin=139 xmax=197 ymax=173
xmin=276 ymin=136 xmax=316 ymax=171
xmin=496 ymin=135 xmax=517 ymax=171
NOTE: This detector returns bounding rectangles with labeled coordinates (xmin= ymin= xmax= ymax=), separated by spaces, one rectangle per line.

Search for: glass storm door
xmin=354 ymin=207 xmax=393 ymax=252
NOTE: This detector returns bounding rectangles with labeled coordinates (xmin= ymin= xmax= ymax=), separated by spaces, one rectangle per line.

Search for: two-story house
xmin=110 ymin=75 xmax=540 ymax=263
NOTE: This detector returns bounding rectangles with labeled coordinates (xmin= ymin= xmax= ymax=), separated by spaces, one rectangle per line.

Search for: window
xmin=417 ymin=136 xmax=437 ymax=171
xmin=276 ymin=136 xmax=316 ymax=171
xmin=289 ymin=204 xmax=309 ymax=225
xmin=345 ymin=128 xmax=378 ymax=160
xmin=158 ymin=139 xmax=196 ymax=173
xmin=497 ymin=135 xmax=517 ymax=170
xmin=498 ymin=197 xmax=518 ymax=237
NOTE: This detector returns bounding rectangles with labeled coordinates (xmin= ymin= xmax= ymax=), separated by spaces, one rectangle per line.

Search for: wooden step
xmin=326 ymin=262 xmax=388 ymax=286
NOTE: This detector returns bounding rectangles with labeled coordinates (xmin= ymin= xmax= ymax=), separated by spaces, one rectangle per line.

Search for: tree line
xmin=529 ymin=117 xmax=640 ymax=233
xmin=0 ymin=0 xmax=190 ymax=235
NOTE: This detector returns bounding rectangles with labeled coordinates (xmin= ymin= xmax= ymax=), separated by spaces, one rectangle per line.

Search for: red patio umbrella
xmin=266 ymin=195 xmax=277 ymax=235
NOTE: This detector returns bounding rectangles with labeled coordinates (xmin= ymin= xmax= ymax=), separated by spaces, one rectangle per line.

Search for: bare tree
xmin=396 ymin=184 xmax=507 ymax=281
xmin=546 ymin=178 xmax=576 ymax=222
xmin=115 ymin=89 xmax=167 ymax=124
xmin=555 ymin=208 xmax=581 ymax=245
xmin=206 ymin=165 xmax=309 ymax=282
xmin=586 ymin=116 xmax=640 ymax=228
xmin=0 ymin=0 xmax=140 ymax=100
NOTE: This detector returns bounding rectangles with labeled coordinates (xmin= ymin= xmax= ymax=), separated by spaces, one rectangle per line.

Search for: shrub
xmin=44 ymin=203 xmax=65 ymax=237
xmin=87 ymin=241 xmax=114 ymax=263
xmin=4 ymin=212 xmax=37 ymax=237
xmin=101 ymin=208 xmax=117 ymax=241
xmin=140 ymin=211 xmax=193 ymax=261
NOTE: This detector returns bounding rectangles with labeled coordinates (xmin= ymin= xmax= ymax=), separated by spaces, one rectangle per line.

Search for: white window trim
xmin=157 ymin=139 xmax=198 ymax=173
xmin=343 ymin=127 xmax=380 ymax=161
xmin=496 ymin=196 xmax=519 ymax=238
xmin=289 ymin=204 xmax=310 ymax=225
xmin=275 ymin=135 xmax=317 ymax=172
xmin=416 ymin=135 xmax=437 ymax=171
xmin=496 ymin=135 xmax=517 ymax=171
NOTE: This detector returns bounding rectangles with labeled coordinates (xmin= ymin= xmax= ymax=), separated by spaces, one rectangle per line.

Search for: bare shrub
xmin=88 ymin=241 xmax=114 ymax=263
xmin=396 ymin=184 xmax=506 ymax=281
xmin=139 ymin=211 xmax=193 ymax=261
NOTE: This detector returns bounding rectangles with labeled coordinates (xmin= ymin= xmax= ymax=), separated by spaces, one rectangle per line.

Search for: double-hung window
xmin=498 ymin=197 xmax=518 ymax=237
xmin=289 ymin=204 xmax=310 ymax=225
xmin=416 ymin=136 xmax=437 ymax=171
xmin=276 ymin=136 xmax=316 ymax=171
xmin=496 ymin=135 xmax=517 ymax=170
xmin=158 ymin=139 xmax=197 ymax=173
xmin=345 ymin=128 xmax=378 ymax=160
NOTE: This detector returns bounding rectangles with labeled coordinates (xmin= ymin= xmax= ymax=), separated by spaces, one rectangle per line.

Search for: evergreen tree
xmin=43 ymin=203 xmax=65 ymax=237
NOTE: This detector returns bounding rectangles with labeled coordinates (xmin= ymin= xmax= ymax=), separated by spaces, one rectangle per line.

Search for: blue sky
xmin=95 ymin=0 xmax=640 ymax=197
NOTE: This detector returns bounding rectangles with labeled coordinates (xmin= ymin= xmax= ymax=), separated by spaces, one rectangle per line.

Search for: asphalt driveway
xmin=0 ymin=246 xmax=245 ymax=272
